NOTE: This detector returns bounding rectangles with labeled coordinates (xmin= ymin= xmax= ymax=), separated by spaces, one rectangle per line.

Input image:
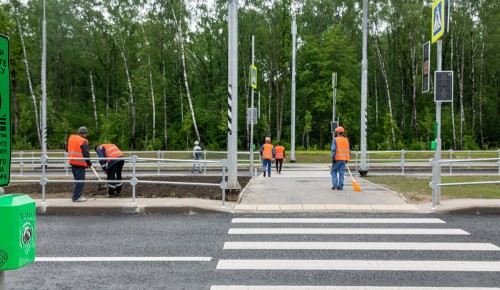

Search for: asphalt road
xmin=6 ymin=212 xmax=500 ymax=290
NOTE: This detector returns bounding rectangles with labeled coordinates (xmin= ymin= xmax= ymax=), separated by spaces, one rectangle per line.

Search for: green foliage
xmin=2 ymin=0 xmax=499 ymax=151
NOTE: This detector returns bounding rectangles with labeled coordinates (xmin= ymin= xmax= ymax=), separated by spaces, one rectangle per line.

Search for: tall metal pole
xmin=432 ymin=40 xmax=443 ymax=206
xmin=290 ymin=14 xmax=297 ymax=162
xmin=359 ymin=0 xmax=369 ymax=177
xmin=41 ymin=0 xmax=47 ymax=154
xmin=227 ymin=0 xmax=240 ymax=190
xmin=250 ymin=35 xmax=255 ymax=176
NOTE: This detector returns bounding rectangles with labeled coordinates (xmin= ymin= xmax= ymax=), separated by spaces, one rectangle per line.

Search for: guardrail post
xmin=449 ymin=149 xmax=453 ymax=175
xmin=40 ymin=154 xmax=48 ymax=205
xmin=220 ymin=159 xmax=228 ymax=208
xmin=31 ymin=152 xmax=35 ymax=170
xmin=498 ymin=149 xmax=500 ymax=175
xmin=157 ymin=150 xmax=161 ymax=175
xmin=19 ymin=151 xmax=24 ymax=176
xmin=64 ymin=152 xmax=69 ymax=176
xmin=203 ymin=150 xmax=207 ymax=175
xmin=400 ymin=150 xmax=405 ymax=175
xmin=130 ymin=155 xmax=138 ymax=205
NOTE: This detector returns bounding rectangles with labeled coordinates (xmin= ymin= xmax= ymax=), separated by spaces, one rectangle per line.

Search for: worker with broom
xmin=66 ymin=126 xmax=92 ymax=202
xmin=95 ymin=144 xmax=125 ymax=197
xmin=331 ymin=126 xmax=350 ymax=190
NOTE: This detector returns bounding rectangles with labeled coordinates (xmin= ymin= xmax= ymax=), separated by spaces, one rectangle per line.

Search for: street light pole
xmin=41 ymin=0 xmax=47 ymax=154
xmin=227 ymin=0 xmax=240 ymax=190
xmin=359 ymin=0 xmax=369 ymax=177
xmin=250 ymin=35 xmax=255 ymax=176
xmin=290 ymin=14 xmax=297 ymax=162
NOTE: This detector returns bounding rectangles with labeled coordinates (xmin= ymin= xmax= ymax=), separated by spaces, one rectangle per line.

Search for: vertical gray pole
xmin=290 ymin=14 xmax=297 ymax=162
xmin=41 ymin=0 xmax=47 ymax=154
xmin=250 ymin=35 xmax=255 ymax=175
xmin=359 ymin=0 xmax=369 ymax=176
xmin=227 ymin=0 xmax=240 ymax=190
xmin=258 ymin=91 xmax=261 ymax=118
xmin=432 ymin=40 xmax=443 ymax=206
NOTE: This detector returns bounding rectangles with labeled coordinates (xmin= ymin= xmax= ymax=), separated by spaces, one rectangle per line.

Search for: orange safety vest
xmin=262 ymin=143 xmax=274 ymax=160
xmin=102 ymin=144 xmax=123 ymax=162
xmin=67 ymin=134 xmax=89 ymax=167
xmin=334 ymin=137 xmax=350 ymax=161
xmin=275 ymin=146 xmax=285 ymax=160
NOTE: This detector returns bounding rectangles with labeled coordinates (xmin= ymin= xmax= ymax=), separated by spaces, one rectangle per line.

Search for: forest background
xmin=0 ymin=0 xmax=499 ymax=152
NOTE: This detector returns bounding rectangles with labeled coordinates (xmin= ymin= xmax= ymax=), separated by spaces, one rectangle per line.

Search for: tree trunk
xmin=450 ymin=33 xmax=457 ymax=149
xmin=142 ymin=24 xmax=156 ymax=150
xmin=410 ymin=33 xmax=419 ymax=140
xmin=162 ymin=43 xmax=168 ymax=150
xmin=375 ymin=35 xmax=396 ymax=149
xmin=171 ymin=5 xmax=200 ymax=142
xmin=89 ymin=70 xmax=98 ymax=130
xmin=459 ymin=37 xmax=465 ymax=150
xmin=16 ymin=16 xmax=42 ymax=147
xmin=479 ymin=37 xmax=485 ymax=147
xmin=470 ymin=30 xmax=477 ymax=134
xmin=117 ymin=40 xmax=136 ymax=149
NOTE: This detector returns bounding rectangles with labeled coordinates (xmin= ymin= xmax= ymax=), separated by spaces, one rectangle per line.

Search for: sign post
xmin=0 ymin=34 xmax=11 ymax=188
xmin=0 ymin=32 xmax=10 ymax=290
xmin=249 ymin=36 xmax=257 ymax=176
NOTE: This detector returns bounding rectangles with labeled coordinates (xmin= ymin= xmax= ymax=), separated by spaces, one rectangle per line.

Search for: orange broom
xmin=346 ymin=164 xmax=362 ymax=192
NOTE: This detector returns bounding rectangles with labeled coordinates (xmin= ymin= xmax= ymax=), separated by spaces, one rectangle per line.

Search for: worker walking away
xmin=95 ymin=144 xmax=125 ymax=197
xmin=66 ymin=126 xmax=92 ymax=202
xmin=191 ymin=140 xmax=202 ymax=173
xmin=260 ymin=137 xmax=275 ymax=177
xmin=275 ymin=142 xmax=285 ymax=174
xmin=331 ymin=126 xmax=350 ymax=190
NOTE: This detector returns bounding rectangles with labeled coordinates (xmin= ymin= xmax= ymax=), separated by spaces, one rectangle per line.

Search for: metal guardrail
xmin=11 ymin=155 xmax=229 ymax=208
xmin=429 ymin=157 xmax=500 ymax=208
xmin=353 ymin=149 xmax=500 ymax=175
xmin=10 ymin=150 xmax=261 ymax=176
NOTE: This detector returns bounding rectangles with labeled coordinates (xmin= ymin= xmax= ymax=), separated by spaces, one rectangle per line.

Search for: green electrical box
xmin=0 ymin=194 xmax=36 ymax=270
xmin=252 ymin=144 xmax=256 ymax=150
xmin=430 ymin=140 xmax=437 ymax=150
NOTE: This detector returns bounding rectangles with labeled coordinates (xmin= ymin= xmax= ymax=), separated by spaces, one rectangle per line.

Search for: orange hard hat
xmin=335 ymin=126 xmax=345 ymax=133
xmin=265 ymin=137 xmax=271 ymax=142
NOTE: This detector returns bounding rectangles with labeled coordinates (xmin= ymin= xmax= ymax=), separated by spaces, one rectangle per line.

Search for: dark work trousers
xmin=107 ymin=160 xmax=124 ymax=195
xmin=275 ymin=159 xmax=284 ymax=173
xmin=71 ymin=165 xmax=86 ymax=201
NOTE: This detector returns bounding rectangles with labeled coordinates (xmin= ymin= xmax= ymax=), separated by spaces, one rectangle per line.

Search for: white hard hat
xmin=194 ymin=140 xmax=199 ymax=145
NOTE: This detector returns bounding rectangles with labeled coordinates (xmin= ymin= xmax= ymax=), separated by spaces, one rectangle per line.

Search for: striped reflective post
xmin=227 ymin=0 xmax=240 ymax=190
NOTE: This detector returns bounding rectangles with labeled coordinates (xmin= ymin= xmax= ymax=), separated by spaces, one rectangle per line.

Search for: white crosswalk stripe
xmin=213 ymin=217 xmax=500 ymax=289
xmin=223 ymin=242 xmax=500 ymax=251
xmin=228 ymin=228 xmax=469 ymax=235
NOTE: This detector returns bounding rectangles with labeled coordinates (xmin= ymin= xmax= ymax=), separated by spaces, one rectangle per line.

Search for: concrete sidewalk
xmin=30 ymin=163 xmax=500 ymax=214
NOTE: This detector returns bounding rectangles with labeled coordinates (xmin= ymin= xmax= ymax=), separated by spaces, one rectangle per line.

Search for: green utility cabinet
xmin=0 ymin=194 xmax=36 ymax=270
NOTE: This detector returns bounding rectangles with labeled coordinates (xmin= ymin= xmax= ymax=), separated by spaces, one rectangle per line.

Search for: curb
xmin=36 ymin=204 xmax=234 ymax=215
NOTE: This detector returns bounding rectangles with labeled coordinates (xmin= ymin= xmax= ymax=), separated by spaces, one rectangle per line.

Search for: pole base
xmin=227 ymin=181 xmax=241 ymax=191
xmin=358 ymin=170 xmax=368 ymax=177
xmin=290 ymin=159 xmax=297 ymax=163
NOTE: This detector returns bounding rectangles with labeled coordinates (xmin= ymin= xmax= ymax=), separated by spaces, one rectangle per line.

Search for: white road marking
xmin=216 ymin=259 xmax=500 ymax=271
xmin=228 ymin=228 xmax=469 ymax=235
xmin=232 ymin=218 xmax=446 ymax=224
xmin=223 ymin=242 xmax=500 ymax=251
xmin=36 ymin=257 xmax=212 ymax=262
xmin=211 ymin=286 xmax=500 ymax=290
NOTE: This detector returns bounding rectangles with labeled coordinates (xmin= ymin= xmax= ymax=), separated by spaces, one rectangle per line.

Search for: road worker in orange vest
xmin=259 ymin=137 xmax=275 ymax=177
xmin=275 ymin=142 xmax=285 ymax=174
xmin=66 ymin=126 xmax=92 ymax=202
xmin=95 ymin=144 xmax=125 ymax=197
xmin=331 ymin=126 xmax=350 ymax=190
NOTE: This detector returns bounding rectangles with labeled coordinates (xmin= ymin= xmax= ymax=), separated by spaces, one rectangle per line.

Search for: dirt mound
xmin=4 ymin=175 xmax=251 ymax=201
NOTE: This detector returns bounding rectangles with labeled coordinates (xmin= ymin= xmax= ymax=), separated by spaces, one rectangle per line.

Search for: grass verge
xmin=365 ymin=175 xmax=500 ymax=203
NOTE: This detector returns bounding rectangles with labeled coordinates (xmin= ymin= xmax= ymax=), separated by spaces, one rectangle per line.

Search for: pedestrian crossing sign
xmin=432 ymin=0 xmax=445 ymax=43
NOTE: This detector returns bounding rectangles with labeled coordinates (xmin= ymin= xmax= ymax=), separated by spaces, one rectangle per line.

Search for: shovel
xmin=346 ymin=164 xmax=362 ymax=192
xmin=90 ymin=166 xmax=107 ymax=191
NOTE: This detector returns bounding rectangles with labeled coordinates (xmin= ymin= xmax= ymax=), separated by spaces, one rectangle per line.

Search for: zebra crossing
xmin=211 ymin=216 xmax=500 ymax=290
